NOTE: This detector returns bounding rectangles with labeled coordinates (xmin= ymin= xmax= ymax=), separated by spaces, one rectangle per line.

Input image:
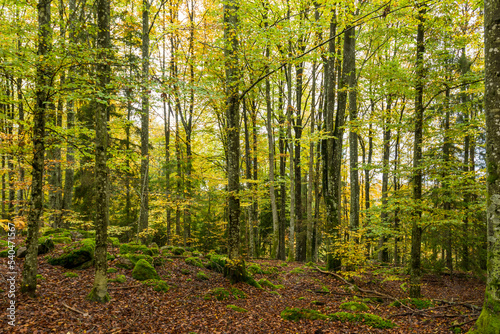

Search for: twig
xmin=450 ymin=317 xmax=479 ymax=328
xmin=62 ymin=302 xmax=89 ymax=317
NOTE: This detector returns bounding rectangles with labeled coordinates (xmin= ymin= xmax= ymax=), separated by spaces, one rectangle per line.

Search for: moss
xmin=247 ymin=263 xmax=264 ymax=274
xmin=120 ymin=243 xmax=157 ymax=256
xmin=0 ymin=250 xmax=8 ymax=257
xmin=185 ymin=257 xmax=204 ymax=268
xmin=121 ymin=253 xmax=154 ymax=265
xmin=390 ymin=298 xmax=433 ymax=309
xmin=107 ymin=268 xmax=118 ymax=273
xmin=206 ymin=254 xmax=227 ymax=273
xmin=231 ymin=287 xmax=247 ymax=299
xmin=227 ymin=304 xmax=248 ymax=312
xmin=108 ymin=237 xmax=120 ymax=247
xmin=109 ymin=274 xmax=126 ymax=283
xmin=181 ymin=268 xmax=191 ymax=275
xmin=51 ymin=236 xmax=72 ymax=244
xmin=280 ymin=307 xmax=329 ymax=321
xmin=47 ymin=239 xmax=94 ymax=268
xmin=36 ymin=274 xmax=45 ymax=280
xmin=171 ymin=247 xmax=185 ymax=255
xmin=258 ymin=278 xmax=284 ymax=289
xmin=298 ymin=297 xmax=305 ymax=300
xmin=182 ymin=251 xmax=192 ymax=257
xmin=280 ymin=262 xmax=288 ymax=267
xmin=132 ymin=259 xmax=159 ymax=281
xmin=270 ymin=291 xmax=282 ymax=297
xmin=143 ymin=279 xmax=170 ymax=292
xmin=329 ymin=312 xmax=396 ymax=329
xmin=487 ymin=162 xmax=499 ymax=185
xmin=42 ymin=228 xmax=70 ymax=236
xmin=290 ymin=267 xmax=305 ymax=274
xmin=153 ymin=256 xmax=167 ymax=267
xmin=64 ymin=272 xmax=79 ymax=278
xmin=320 ymin=285 xmax=330 ymax=293
xmin=78 ymin=230 xmax=96 ymax=238
xmin=87 ymin=287 xmax=110 ymax=303
xmin=37 ymin=237 xmax=55 ymax=254
xmin=340 ymin=301 xmax=369 ymax=312
xmin=196 ymin=271 xmax=209 ymax=280
xmin=205 ymin=287 xmax=231 ymax=301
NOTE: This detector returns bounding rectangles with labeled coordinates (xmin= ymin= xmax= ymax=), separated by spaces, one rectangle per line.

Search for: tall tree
xmin=471 ymin=0 xmax=500 ymax=330
xmin=409 ymin=2 xmax=426 ymax=298
xmin=87 ymin=0 xmax=111 ymax=303
xmin=21 ymin=0 xmax=52 ymax=297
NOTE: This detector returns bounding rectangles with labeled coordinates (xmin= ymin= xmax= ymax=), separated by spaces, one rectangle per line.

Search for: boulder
xmin=17 ymin=246 xmax=27 ymax=258
xmin=132 ymin=259 xmax=159 ymax=281
xmin=47 ymin=239 xmax=94 ymax=269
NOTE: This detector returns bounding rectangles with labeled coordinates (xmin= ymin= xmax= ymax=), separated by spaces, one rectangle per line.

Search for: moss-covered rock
xmin=120 ymin=243 xmax=157 ymax=256
xmin=280 ymin=307 xmax=329 ymax=321
xmin=108 ymin=237 xmax=120 ymax=247
xmin=64 ymin=272 xmax=79 ymax=278
xmin=247 ymin=263 xmax=264 ymax=274
xmin=339 ymin=301 xmax=369 ymax=312
xmin=107 ymin=267 xmax=118 ymax=273
xmin=204 ymin=287 xmax=231 ymax=301
xmin=47 ymin=239 xmax=94 ymax=269
xmin=120 ymin=253 xmax=154 ymax=265
xmin=143 ymin=279 xmax=169 ymax=292
xmin=230 ymin=287 xmax=247 ymax=299
xmin=109 ymin=274 xmax=126 ymax=283
xmin=38 ymin=237 xmax=55 ymax=255
xmin=185 ymin=257 xmax=204 ymax=268
xmin=51 ymin=236 xmax=72 ymax=244
xmin=116 ymin=257 xmax=134 ymax=269
xmin=42 ymin=228 xmax=70 ymax=237
xmin=132 ymin=259 xmax=159 ymax=281
xmin=78 ymin=230 xmax=96 ymax=238
xmin=171 ymin=247 xmax=185 ymax=255
xmin=258 ymin=278 xmax=284 ymax=289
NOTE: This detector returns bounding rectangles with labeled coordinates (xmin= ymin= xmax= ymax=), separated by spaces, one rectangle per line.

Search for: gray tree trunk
xmin=379 ymin=98 xmax=391 ymax=262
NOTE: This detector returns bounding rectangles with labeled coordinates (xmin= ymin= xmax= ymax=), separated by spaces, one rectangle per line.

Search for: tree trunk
xmin=278 ymin=79 xmax=287 ymax=261
xmin=225 ymin=0 xmax=241 ymax=259
xmin=379 ymin=98 xmax=391 ymax=263
xmin=21 ymin=0 xmax=51 ymax=297
xmin=410 ymin=2 xmax=426 ymax=299
xmin=473 ymin=0 xmax=500 ymax=330
xmin=139 ymin=0 xmax=150 ymax=241
xmin=306 ymin=62 xmax=317 ymax=262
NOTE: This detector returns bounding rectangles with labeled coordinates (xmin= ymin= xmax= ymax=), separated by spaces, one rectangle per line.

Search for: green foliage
xmin=64 ymin=272 xmax=79 ymax=278
xmin=247 ymin=263 xmax=263 ymax=274
xmin=196 ymin=271 xmax=209 ymax=280
xmin=226 ymin=305 xmax=248 ymax=312
xmin=257 ymin=278 xmax=284 ymax=290
xmin=132 ymin=259 xmax=159 ymax=281
xmin=185 ymin=257 xmax=204 ymax=268
xmin=339 ymin=301 xmax=369 ymax=312
xmin=143 ymin=279 xmax=170 ymax=292
xmin=109 ymin=274 xmax=126 ymax=283
xmin=108 ymin=237 xmax=120 ymax=247
xmin=280 ymin=307 xmax=329 ymax=321
xmin=329 ymin=312 xmax=396 ymax=329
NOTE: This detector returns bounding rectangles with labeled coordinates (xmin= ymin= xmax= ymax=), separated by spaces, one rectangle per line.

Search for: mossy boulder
xmin=247 ymin=263 xmax=264 ymax=274
xmin=109 ymin=274 xmax=126 ymax=283
xmin=143 ymin=279 xmax=169 ymax=292
xmin=329 ymin=312 xmax=396 ymax=329
xmin=47 ymin=239 xmax=94 ymax=269
xmin=120 ymin=243 xmax=157 ymax=256
xmin=280 ymin=307 xmax=329 ymax=321
xmin=132 ymin=259 xmax=159 ymax=281
xmin=171 ymin=247 xmax=185 ymax=255
xmin=77 ymin=230 xmax=96 ymax=238
xmin=339 ymin=301 xmax=369 ymax=312
xmin=185 ymin=257 xmax=204 ymax=268
xmin=120 ymin=253 xmax=154 ymax=265
xmin=38 ymin=237 xmax=55 ymax=255
xmin=258 ymin=278 xmax=284 ymax=290
xmin=116 ymin=257 xmax=134 ymax=269
xmin=42 ymin=228 xmax=70 ymax=237
xmin=196 ymin=271 xmax=209 ymax=280
xmin=204 ymin=287 xmax=231 ymax=301
xmin=51 ymin=236 xmax=72 ymax=244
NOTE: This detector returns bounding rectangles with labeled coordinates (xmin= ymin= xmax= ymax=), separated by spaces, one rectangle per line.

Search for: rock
xmin=70 ymin=231 xmax=84 ymax=240
xmin=116 ymin=257 xmax=134 ymax=269
xmin=132 ymin=259 xmax=159 ymax=281
xmin=38 ymin=237 xmax=55 ymax=255
xmin=17 ymin=246 xmax=27 ymax=258
xmin=47 ymin=238 xmax=94 ymax=269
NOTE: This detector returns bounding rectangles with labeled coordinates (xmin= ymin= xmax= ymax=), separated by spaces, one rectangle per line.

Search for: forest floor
xmin=0 ymin=239 xmax=485 ymax=334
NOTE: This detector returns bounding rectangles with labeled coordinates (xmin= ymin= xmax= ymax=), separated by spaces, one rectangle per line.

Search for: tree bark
xmin=379 ymin=98 xmax=391 ymax=263
xmin=21 ymin=0 xmax=52 ymax=297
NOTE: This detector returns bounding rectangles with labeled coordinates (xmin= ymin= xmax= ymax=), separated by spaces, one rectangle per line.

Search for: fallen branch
xmin=450 ymin=317 xmax=479 ymax=329
xmin=62 ymin=302 xmax=89 ymax=317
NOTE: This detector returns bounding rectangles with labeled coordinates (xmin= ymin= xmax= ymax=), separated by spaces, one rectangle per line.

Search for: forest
xmin=1 ymin=0 xmax=500 ymax=332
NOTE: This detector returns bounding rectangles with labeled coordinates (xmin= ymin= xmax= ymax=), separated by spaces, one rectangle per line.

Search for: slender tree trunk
xmin=410 ymin=2 xmax=426 ymax=299
xmin=139 ymin=0 xmax=150 ymax=241
xmin=379 ymin=98 xmax=391 ymax=262
xmin=278 ymin=80 xmax=287 ymax=261
xmin=443 ymin=86 xmax=453 ymax=272
xmin=473 ymin=0 xmax=500 ymax=330
xmin=21 ymin=0 xmax=51 ymax=297
xmin=225 ymin=0 xmax=241 ymax=259
xmin=243 ymin=99 xmax=253 ymax=257
xmin=307 ymin=62 xmax=317 ymax=262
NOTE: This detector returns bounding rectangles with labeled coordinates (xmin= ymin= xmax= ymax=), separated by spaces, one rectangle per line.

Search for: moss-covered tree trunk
xmin=21 ymin=0 xmax=51 ymax=297
xmin=87 ymin=0 xmax=110 ymax=303
xmin=471 ymin=0 xmax=500 ymax=331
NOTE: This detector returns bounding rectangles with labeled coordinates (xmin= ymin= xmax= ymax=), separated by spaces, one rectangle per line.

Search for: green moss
xmin=291 ymin=267 xmax=305 ymax=274
xmin=153 ymin=256 xmax=166 ymax=267
xmin=329 ymin=312 xmax=396 ymax=329
xmin=205 ymin=287 xmax=231 ymax=301
xmin=390 ymin=298 xmax=433 ymax=309
xmin=227 ymin=304 xmax=248 ymax=312
xmin=258 ymin=278 xmax=284 ymax=289
xmin=47 ymin=239 xmax=94 ymax=269
xmin=298 ymin=297 xmax=305 ymax=300
xmin=78 ymin=230 xmax=96 ymax=238
xmin=181 ymin=268 xmax=191 ymax=275
xmin=121 ymin=253 xmax=154 ymax=265
xmin=109 ymin=274 xmax=126 ymax=283
xmin=196 ymin=271 xmax=209 ymax=280
xmin=231 ymin=287 xmax=247 ymax=299
xmin=340 ymin=301 xmax=369 ymax=312
xmin=206 ymin=254 xmax=227 ymax=273
xmin=185 ymin=257 xmax=204 ymax=268
xmin=171 ymin=247 xmax=185 ymax=255
xmin=37 ymin=237 xmax=55 ymax=254
xmin=36 ymin=274 xmax=45 ymax=280
xmin=487 ymin=162 xmax=499 ymax=185
xmin=270 ymin=291 xmax=282 ymax=297
xmin=280 ymin=262 xmax=288 ymax=267
xmin=52 ymin=236 xmax=72 ymax=244
xmin=42 ymin=228 xmax=69 ymax=236
xmin=107 ymin=268 xmax=118 ymax=273
xmin=182 ymin=251 xmax=192 ymax=257
xmin=143 ymin=279 xmax=170 ymax=292
xmin=132 ymin=259 xmax=159 ymax=281
xmin=108 ymin=237 xmax=120 ymax=247
xmin=87 ymin=287 xmax=110 ymax=303
xmin=320 ymin=285 xmax=330 ymax=293
xmin=120 ymin=243 xmax=157 ymax=256
xmin=280 ymin=307 xmax=329 ymax=321
xmin=64 ymin=272 xmax=79 ymax=278
xmin=247 ymin=263 xmax=264 ymax=274
xmin=0 ymin=250 xmax=8 ymax=257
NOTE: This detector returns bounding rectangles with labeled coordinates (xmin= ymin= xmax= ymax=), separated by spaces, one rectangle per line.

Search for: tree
xmin=87 ymin=0 xmax=111 ymax=303
xmin=21 ymin=0 xmax=52 ymax=297
xmin=471 ymin=0 xmax=500 ymax=331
